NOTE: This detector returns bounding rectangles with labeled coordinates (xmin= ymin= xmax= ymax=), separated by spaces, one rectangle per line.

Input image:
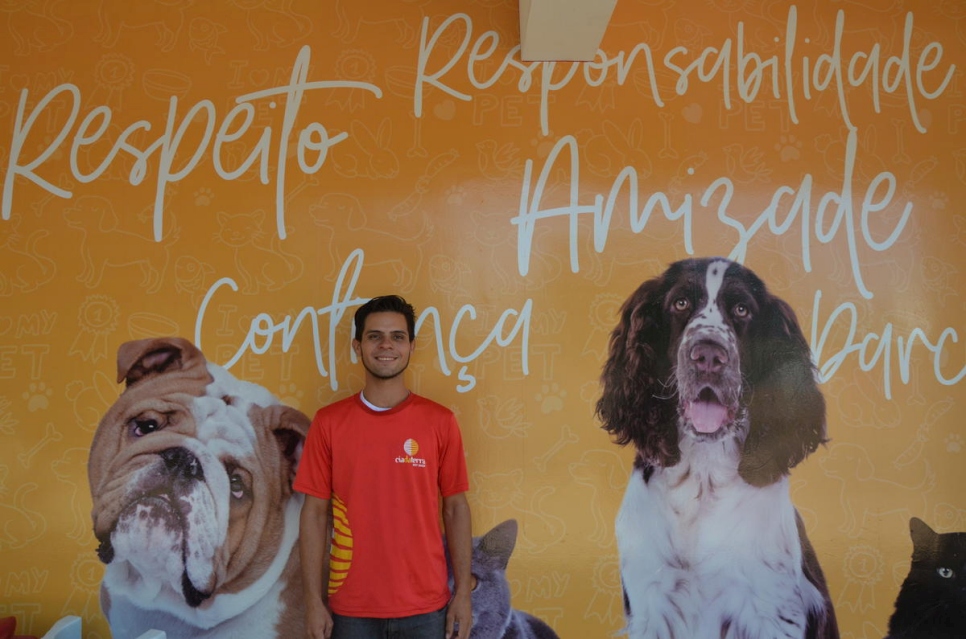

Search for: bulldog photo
xmin=87 ymin=337 xmax=310 ymax=639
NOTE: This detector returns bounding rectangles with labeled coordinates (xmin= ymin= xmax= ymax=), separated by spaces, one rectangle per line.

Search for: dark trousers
xmin=331 ymin=606 xmax=447 ymax=639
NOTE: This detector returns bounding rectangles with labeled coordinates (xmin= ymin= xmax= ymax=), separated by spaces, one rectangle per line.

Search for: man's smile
xmin=354 ymin=311 xmax=415 ymax=381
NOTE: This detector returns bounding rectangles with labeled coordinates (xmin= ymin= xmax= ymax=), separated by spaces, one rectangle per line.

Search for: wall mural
xmin=1 ymin=0 xmax=964 ymax=637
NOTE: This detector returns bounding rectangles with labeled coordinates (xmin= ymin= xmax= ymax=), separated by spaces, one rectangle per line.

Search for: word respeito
xmin=2 ymin=45 xmax=381 ymax=241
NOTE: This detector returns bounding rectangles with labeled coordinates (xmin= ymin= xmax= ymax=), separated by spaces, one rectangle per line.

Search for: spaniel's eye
xmin=229 ymin=473 xmax=247 ymax=500
xmin=937 ymin=567 xmax=955 ymax=579
xmin=733 ymin=303 xmax=750 ymax=319
xmin=673 ymin=298 xmax=690 ymax=312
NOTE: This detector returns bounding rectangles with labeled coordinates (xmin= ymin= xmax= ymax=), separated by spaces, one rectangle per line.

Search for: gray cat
xmin=443 ymin=519 xmax=560 ymax=639
xmin=450 ymin=519 xmax=560 ymax=639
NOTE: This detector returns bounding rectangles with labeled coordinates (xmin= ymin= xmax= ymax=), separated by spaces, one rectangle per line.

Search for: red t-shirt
xmin=294 ymin=392 xmax=469 ymax=618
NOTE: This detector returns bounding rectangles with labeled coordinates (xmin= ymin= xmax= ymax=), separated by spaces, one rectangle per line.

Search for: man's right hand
xmin=306 ymin=601 xmax=334 ymax=639
xmin=300 ymin=495 xmax=334 ymax=638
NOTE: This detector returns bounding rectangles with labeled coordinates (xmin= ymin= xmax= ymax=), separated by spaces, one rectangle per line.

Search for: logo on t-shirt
xmin=395 ymin=438 xmax=427 ymax=468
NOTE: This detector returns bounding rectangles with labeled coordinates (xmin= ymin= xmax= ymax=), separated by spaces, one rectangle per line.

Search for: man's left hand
xmin=446 ymin=591 xmax=472 ymax=639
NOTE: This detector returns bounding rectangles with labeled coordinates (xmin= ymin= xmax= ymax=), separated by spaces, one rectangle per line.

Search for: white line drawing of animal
xmin=0 ymin=0 xmax=73 ymax=55
xmin=819 ymin=442 xmax=935 ymax=539
xmin=213 ymin=209 xmax=303 ymax=294
xmin=95 ymin=0 xmax=194 ymax=51
xmin=330 ymin=118 xmax=400 ymax=179
xmin=63 ymin=195 xmax=176 ymax=294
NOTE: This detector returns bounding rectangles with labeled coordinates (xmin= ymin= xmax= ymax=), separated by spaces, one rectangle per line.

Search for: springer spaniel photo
xmin=597 ymin=258 xmax=839 ymax=639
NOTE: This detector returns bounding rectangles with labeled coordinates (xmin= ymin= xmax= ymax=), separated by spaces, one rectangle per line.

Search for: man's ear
xmin=352 ymin=339 xmax=361 ymax=356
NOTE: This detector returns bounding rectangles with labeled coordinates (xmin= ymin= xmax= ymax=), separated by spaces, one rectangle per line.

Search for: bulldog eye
xmin=225 ymin=465 xmax=253 ymax=501
xmin=229 ymin=474 xmax=247 ymax=500
xmin=129 ymin=414 xmax=164 ymax=437
xmin=937 ymin=567 xmax=955 ymax=579
xmin=673 ymin=298 xmax=690 ymax=312
xmin=733 ymin=303 xmax=750 ymax=319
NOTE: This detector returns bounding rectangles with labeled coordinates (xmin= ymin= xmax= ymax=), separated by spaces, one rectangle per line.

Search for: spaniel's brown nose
xmin=690 ymin=342 xmax=728 ymax=373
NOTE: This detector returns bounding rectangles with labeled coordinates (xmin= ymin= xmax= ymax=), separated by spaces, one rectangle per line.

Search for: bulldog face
xmin=88 ymin=337 xmax=309 ymax=621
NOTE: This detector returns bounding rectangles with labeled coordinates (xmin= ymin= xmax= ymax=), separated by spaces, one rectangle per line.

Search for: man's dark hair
xmin=354 ymin=295 xmax=417 ymax=340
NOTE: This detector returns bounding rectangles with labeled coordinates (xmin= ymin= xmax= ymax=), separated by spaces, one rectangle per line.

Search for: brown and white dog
xmin=597 ymin=258 xmax=839 ymax=639
xmin=88 ymin=337 xmax=309 ymax=639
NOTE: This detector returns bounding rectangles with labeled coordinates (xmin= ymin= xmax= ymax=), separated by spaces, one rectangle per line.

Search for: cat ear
xmin=910 ymin=517 xmax=935 ymax=544
xmin=478 ymin=519 xmax=518 ymax=570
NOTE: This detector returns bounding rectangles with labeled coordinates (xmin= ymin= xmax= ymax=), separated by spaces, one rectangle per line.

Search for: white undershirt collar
xmin=359 ymin=391 xmax=392 ymax=412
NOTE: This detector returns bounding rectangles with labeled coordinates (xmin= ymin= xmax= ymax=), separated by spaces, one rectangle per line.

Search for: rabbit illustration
xmin=331 ymin=117 xmax=400 ymax=179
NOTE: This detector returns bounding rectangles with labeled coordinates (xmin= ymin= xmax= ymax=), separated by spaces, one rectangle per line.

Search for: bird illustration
xmin=723 ymin=143 xmax=772 ymax=184
xmin=477 ymin=395 xmax=530 ymax=439
xmin=476 ymin=139 xmax=522 ymax=180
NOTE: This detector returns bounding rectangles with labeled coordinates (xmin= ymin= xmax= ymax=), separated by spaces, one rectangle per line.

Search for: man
xmin=296 ymin=295 xmax=473 ymax=639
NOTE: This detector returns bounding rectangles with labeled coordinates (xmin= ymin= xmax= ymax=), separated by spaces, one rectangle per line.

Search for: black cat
xmin=885 ymin=517 xmax=966 ymax=639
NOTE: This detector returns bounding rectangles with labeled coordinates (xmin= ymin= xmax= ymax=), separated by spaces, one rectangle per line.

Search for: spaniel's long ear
xmin=739 ymin=295 xmax=827 ymax=486
xmin=595 ymin=276 xmax=680 ymax=468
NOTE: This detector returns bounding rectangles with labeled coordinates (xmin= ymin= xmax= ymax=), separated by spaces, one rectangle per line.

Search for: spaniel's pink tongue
xmin=686 ymin=400 xmax=728 ymax=433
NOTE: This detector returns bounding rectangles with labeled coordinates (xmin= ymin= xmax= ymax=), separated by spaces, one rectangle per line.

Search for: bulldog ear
xmin=116 ymin=337 xmax=207 ymax=386
xmin=262 ymin=405 xmax=311 ymax=485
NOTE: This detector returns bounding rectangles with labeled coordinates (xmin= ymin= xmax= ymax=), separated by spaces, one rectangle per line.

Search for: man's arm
xmin=443 ymin=492 xmax=472 ymax=639
xmin=300 ymin=494 xmax=334 ymax=639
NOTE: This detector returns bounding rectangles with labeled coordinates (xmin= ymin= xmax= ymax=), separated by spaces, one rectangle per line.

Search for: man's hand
xmin=300 ymin=495 xmax=334 ymax=639
xmin=306 ymin=599 xmax=334 ymax=639
xmin=446 ymin=590 xmax=472 ymax=639
xmin=443 ymin=492 xmax=473 ymax=639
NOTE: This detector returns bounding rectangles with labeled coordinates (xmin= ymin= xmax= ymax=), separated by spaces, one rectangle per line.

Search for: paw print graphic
xmin=529 ymin=130 xmax=556 ymax=158
xmin=535 ymin=383 xmax=566 ymax=414
xmin=445 ymin=185 xmax=465 ymax=205
xmin=23 ymin=382 xmax=54 ymax=412
xmin=194 ymin=187 xmax=215 ymax=206
xmin=774 ymin=134 xmax=803 ymax=162
xmin=945 ymin=433 xmax=962 ymax=454
xmin=279 ymin=383 xmax=304 ymax=410
xmin=930 ymin=191 xmax=949 ymax=211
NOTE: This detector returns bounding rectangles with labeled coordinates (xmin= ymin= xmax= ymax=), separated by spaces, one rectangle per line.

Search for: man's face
xmin=353 ymin=311 xmax=414 ymax=380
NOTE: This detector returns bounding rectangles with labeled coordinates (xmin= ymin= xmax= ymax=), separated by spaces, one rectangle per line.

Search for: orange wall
xmin=1 ymin=1 xmax=964 ymax=637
